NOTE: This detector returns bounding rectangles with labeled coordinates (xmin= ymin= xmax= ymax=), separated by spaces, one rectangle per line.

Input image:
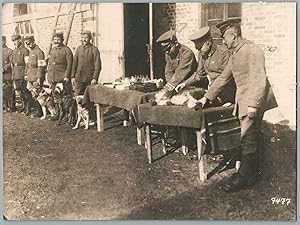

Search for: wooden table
xmin=138 ymin=103 xmax=241 ymax=182
xmin=83 ymin=84 xmax=156 ymax=144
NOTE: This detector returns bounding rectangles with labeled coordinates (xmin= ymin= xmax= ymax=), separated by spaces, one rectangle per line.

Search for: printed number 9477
xmin=271 ymin=197 xmax=291 ymax=206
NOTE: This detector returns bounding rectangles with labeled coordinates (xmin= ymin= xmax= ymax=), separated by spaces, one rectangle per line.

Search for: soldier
xmin=24 ymin=35 xmax=46 ymax=117
xmin=198 ymin=20 xmax=278 ymax=192
xmin=156 ymin=30 xmax=198 ymax=98
xmin=11 ymin=34 xmax=29 ymax=113
xmin=71 ymin=30 xmax=101 ymax=95
xmin=175 ymin=26 xmax=236 ymax=104
xmin=47 ymin=32 xmax=73 ymax=120
xmin=2 ymin=36 xmax=14 ymax=112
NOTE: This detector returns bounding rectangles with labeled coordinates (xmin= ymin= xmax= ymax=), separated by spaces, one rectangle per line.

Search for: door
xmin=96 ymin=3 xmax=125 ymax=83
xmin=124 ymin=3 xmax=149 ymax=77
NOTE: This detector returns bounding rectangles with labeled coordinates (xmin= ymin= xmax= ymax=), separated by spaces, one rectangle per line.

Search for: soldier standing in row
xmin=24 ymin=35 xmax=46 ymax=118
xmin=11 ymin=34 xmax=29 ymax=113
xmin=71 ymin=30 xmax=101 ymax=95
xmin=47 ymin=32 xmax=73 ymax=120
xmin=2 ymin=36 xmax=14 ymax=112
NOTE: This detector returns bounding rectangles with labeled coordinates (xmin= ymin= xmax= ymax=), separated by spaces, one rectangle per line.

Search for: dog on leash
xmin=31 ymin=87 xmax=57 ymax=120
xmin=52 ymin=82 xmax=77 ymax=126
xmin=73 ymin=95 xmax=90 ymax=130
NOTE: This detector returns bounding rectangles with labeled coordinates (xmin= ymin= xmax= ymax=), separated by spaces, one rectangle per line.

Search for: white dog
xmin=73 ymin=95 xmax=90 ymax=130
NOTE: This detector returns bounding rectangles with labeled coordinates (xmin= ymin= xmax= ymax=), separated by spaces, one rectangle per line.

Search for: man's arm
xmin=71 ymin=47 xmax=79 ymax=79
xmin=164 ymin=50 xmax=196 ymax=92
xmin=64 ymin=47 xmax=73 ymax=80
xmin=204 ymin=56 xmax=233 ymax=101
xmin=246 ymin=45 xmax=267 ymax=110
xmin=93 ymin=47 xmax=101 ymax=81
xmin=37 ymin=49 xmax=46 ymax=82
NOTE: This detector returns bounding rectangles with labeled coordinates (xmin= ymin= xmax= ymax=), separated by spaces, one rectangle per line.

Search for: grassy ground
xmin=3 ymin=108 xmax=296 ymax=220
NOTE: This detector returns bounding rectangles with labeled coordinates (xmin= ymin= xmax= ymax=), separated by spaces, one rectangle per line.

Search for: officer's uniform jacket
xmin=12 ymin=45 xmax=29 ymax=80
xmin=164 ymin=44 xmax=198 ymax=92
xmin=185 ymin=43 xmax=230 ymax=85
xmin=26 ymin=45 xmax=46 ymax=82
xmin=71 ymin=43 xmax=101 ymax=83
xmin=48 ymin=44 xmax=73 ymax=82
xmin=2 ymin=45 xmax=13 ymax=81
xmin=205 ymin=39 xmax=278 ymax=118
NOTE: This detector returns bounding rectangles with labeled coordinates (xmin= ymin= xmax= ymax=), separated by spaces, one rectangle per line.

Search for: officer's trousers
xmin=238 ymin=113 xmax=264 ymax=178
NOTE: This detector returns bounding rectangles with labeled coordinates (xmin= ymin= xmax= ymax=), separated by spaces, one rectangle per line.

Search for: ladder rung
xmin=54 ymin=26 xmax=67 ymax=31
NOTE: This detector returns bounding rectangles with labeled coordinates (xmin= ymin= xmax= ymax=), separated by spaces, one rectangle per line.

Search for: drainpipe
xmin=149 ymin=3 xmax=154 ymax=80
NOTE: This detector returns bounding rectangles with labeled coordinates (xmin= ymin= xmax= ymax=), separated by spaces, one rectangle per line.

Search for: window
xmin=14 ymin=3 xmax=31 ymax=16
xmin=202 ymin=3 xmax=241 ymax=42
xmin=15 ymin=21 xmax=34 ymax=36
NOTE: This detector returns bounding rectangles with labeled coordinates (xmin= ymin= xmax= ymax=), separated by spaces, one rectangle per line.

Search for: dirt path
xmin=3 ymin=110 xmax=296 ymax=220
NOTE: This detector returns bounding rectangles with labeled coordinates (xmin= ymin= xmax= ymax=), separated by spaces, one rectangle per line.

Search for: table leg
xmin=180 ymin=127 xmax=189 ymax=155
xmin=137 ymin=126 xmax=145 ymax=145
xmin=145 ymin=124 xmax=152 ymax=164
xmin=196 ymin=130 xmax=207 ymax=182
xmin=123 ymin=110 xmax=130 ymax=127
xmin=95 ymin=104 xmax=104 ymax=132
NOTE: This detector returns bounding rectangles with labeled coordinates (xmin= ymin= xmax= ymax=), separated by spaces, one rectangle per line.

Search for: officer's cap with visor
xmin=216 ymin=19 xmax=241 ymax=37
xmin=81 ymin=30 xmax=92 ymax=38
xmin=156 ymin=30 xmax=177 ymax=53
xmin=188 ymin=26 xmax=211 ymax=47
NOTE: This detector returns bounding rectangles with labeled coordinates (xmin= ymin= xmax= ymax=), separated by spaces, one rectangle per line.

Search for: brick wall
xmin=242 ymin=2 xmax=296 ymax=127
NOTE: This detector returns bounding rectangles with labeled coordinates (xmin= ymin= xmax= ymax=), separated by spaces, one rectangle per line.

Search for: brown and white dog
xmin=73 ymin=95 xmax=90 ymax=130
xmin=31 ymin=87 xmax=57 ymax=120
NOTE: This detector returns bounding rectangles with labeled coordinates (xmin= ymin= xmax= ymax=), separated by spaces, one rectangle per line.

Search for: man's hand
xmin=175 ymin=82 xmax=186 ymax=92
xmin=91 ymin=79 xmax=97 ymax=85
xmin=197 ymin=97 xmax=208 ymax=108
xmin=247 ymin=107 xmax=258 ymax=119
xmin=63 ymin=77 xmax=69 ymax=83
xmin=24 ymin=76 xmax=28 ymax=81
xmin=71 ymin=78 xmax=75 ymax=86
xmin=36 ymin=78 xmax=40 ymax=85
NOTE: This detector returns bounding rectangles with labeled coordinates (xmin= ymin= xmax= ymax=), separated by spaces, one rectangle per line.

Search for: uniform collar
xmin=207 ymin=43 xmax=217 ymax=57
xmin=233 ymin=38 xmax=247 ymax=54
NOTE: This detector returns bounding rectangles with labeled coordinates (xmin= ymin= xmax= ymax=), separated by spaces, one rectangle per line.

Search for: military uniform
xmin=71 ymin=43 xmax=101 ymax=95
xmin=26 ymin=45 xmax=46 ymax=88
xmin=2 ymin=38 xmax=15 ymax=111
xmin=11 ymin=35 xmax=29 ymax=111
xmin=204 ymin=38 xmax=278 ymax=183
xmin=163 ymin=44 xmax=198 ymax=92
xmin=185 ymin=43 xmax=236 ymax=103
xmin=156 ymin=31 xmax=198 ymax=95
xmin=48 ymin=44 xmax=73 ymax=88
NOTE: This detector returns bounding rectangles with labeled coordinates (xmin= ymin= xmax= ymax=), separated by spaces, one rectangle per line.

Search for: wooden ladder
xmin=45 ymin=3 xmax=77 ymax=58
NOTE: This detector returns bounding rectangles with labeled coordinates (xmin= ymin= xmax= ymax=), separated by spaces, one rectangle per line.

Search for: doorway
xmin=124 ymin=3 xmax=149 ymax=77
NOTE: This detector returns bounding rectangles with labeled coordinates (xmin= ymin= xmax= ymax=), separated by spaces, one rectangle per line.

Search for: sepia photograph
xmin=2 ymin=2 xmax=296 ymax=221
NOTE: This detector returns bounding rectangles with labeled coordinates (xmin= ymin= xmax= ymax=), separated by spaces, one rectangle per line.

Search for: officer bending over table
xmin=156 ymin=30 xmax=198 ymax=99
xmin=175 ymin=26 xmax=236 ymax=105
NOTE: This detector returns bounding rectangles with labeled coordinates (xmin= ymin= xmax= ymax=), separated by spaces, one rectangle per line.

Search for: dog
xmin=73 ymin=95 xmax=90 ymax=130
xmin=150 ymin=87 xmax=206 ymax=110
xmin=31 ymin=87 xmax=57 ymax=120
xmin=52 ymin=82 xmax=77 ymax=126
xmin=3 ymin=81 xmax=12 ymax=112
